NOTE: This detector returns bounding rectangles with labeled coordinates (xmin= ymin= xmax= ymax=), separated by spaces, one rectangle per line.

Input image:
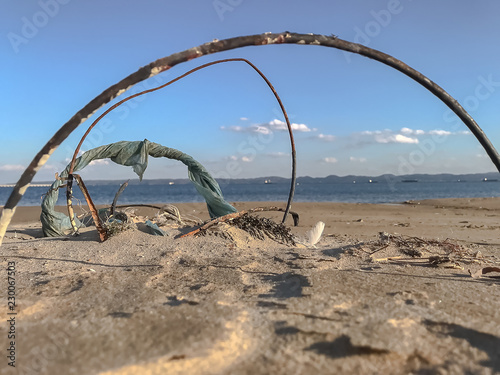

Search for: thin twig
xmin=111 ymin=180 xmax=129 ymax=216
xmin=73 ymin=174 xmax=108 ymax=242
xmin=67 ymin=58 xmax=296 ymax=225
xmin=369 ymin=243 xmax=389 ymax=255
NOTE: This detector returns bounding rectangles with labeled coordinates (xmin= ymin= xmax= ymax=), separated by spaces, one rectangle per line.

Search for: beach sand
xmin=1 ymin=198 xmax=499 ymax=374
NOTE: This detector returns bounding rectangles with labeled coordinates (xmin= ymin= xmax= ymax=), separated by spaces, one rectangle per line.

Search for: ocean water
xmin=1 ymin=180 xmax=499 ymax=207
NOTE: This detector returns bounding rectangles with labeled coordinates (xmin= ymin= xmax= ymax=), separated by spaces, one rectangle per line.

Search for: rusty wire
xmin=66 ymin=58 xmax=296 ymax=233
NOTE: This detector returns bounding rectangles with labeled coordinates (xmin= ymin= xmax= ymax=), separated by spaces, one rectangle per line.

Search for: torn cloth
xmin=41 ymin=140 xmax=237 ymax=236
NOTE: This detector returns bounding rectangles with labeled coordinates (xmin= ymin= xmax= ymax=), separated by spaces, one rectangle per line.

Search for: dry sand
xmin=1 ymin=198 xmax=499 ymax=374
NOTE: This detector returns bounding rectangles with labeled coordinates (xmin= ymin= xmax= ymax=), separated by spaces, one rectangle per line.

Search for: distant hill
xmin=24 ymin=172 xmax=499 ymax=186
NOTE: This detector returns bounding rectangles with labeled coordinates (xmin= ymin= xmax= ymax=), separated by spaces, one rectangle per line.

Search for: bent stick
xmin=1 ymin=31 xmax=499 ymax=245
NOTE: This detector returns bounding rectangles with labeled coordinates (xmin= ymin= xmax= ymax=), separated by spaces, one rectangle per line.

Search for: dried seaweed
xmin=180 ymin=206 xmax=299 ymax=240
xmin=103 ymin=215 xmax=135 ymax=237
xmin=367 ymin=233 xmax=497 ymax=268
xmin=231 ymin=214 xmax=296 ymax=246
xmin=198 ymin=213 xmax=296 ymax=246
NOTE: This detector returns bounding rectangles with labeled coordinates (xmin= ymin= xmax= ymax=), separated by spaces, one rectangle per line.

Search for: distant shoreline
xmin=3 ymin=197 xmax=500 ymax=225
xmin=1 ymin=171 xmax=499 ymax=186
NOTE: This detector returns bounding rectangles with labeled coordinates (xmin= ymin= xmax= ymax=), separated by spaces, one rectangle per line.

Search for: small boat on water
xmin=483 ymin=178 xmax=499 ymax=182
xmin=401 ymin=179 xmax=418 ymax=183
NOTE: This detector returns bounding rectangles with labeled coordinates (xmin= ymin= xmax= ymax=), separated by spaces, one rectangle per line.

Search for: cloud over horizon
xmin=350 ymin=156 xmax=367 ymax=163
xmin=314 ymin=133 xmax=336 ymax=142
xmin=0 ymin=164 xmax=25 ymax=171
xmin=355 ymin=127 xmax=471 ymax=145
xmin=221 ymin=118 xmax=314 ymax=134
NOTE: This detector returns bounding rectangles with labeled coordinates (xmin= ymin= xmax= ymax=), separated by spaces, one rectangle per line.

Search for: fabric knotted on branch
xmin=41 ymin=139 xmax=237 ymax=236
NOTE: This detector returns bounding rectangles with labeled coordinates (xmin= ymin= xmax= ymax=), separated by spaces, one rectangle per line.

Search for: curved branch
xmin=1 ymin=31 xmax=499 ymax=245
xmin=66 ymin=58 xmax=296 ymax=229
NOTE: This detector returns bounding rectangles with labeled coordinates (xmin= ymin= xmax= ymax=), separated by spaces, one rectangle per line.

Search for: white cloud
xmin=400 ymin=127 xmax=425 ymax=135
xmin=266 ymin=152 xmax=290 ymax=158
xmin=220 ymin=124 xmax=270 ymax=134
xmin=354 ymin=127 xmax=473 ymax=147
xmin=402 ymin=127 xmax=470 ymax=137
xmin=254 ymin=126 xmax=272 ymax=134
xmin=428 ymin=130 xmax=451 ymax=136
xmin=355 ymin=129 xmax=420 ymax=145
xmin=221 ymin=119 xmax=313 ymax=134
xmin=268 ymin=119 xmax=285 ymax=128
xmin=220 ymin=125 xmax=244 ymax=132
xmin=293 ymin=124 xmax=311 ymax=132
xmin=240 ymin=117 xmax=248 ymax=121
xmin=375 ymin=133 xmax=419 ymax=144
xmin=349 ymin=156 xmax=367 ymax=163
xmin=268 ymin=119 xmax=313 ymax=132
xmin=40 ymin=164 xmax=59 ymax=171
xmin=0 ymin=164 xmax=25 ymax=171
xmin=226 ymin=155 xmax=253 ymax=162
xmin=316 ymin=133 xmax=336 ymax=142
xmin=361 ymin=130 xmax=377 ymax=135
xmin=323 ymin=157 xmax=338 ymax=163
xmin=89 ymin=159 xmax=110 ymax=166
xmin=394 ymin=134 xmax=419 ymax=144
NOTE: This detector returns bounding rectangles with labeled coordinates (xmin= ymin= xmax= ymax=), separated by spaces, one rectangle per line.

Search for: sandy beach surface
xmin=1 ymin=198 xmax=499 ymax=374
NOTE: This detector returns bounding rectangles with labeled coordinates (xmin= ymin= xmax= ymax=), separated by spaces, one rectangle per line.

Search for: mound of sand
xmin=1 ymin=199 xmax=499 ymax=374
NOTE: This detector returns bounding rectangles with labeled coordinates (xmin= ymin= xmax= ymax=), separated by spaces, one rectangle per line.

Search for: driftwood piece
xmin=65 ymin=174 xmax=79 ymax=234
xmin=73 ymin=174 xmax=108 ymax=242
xmin=2 ymin=31 xmax=500 ymax=245
xmin=110 ymin=180 xmax=130 ymax=216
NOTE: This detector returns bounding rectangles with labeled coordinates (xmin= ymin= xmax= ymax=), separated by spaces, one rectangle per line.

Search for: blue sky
xmin=1 ymin=0 xmax=500 ymax=183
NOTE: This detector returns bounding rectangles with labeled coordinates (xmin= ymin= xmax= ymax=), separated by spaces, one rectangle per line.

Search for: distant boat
xmin=368 ymin=179 xmax=378 ymax=183
xmin=483 ymin=178 xmax=498 ymax=182
xmin=168 ymin=181 xmax=175 ymax=185
xmin=264 ymin=179 xmax=272 ymax=184
xmin=401 ymin=179 xmax=418 ymax=183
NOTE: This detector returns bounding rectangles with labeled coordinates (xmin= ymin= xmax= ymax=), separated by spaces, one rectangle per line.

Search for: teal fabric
xmin=145 ymin=220 xmax=167 ymax=236
xmin=41 ymin=140 xmax=237 ymax=236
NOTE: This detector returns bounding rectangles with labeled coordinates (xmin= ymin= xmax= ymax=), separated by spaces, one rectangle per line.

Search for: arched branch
xmin=1 ymin=31 xmax=499 ymax=245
